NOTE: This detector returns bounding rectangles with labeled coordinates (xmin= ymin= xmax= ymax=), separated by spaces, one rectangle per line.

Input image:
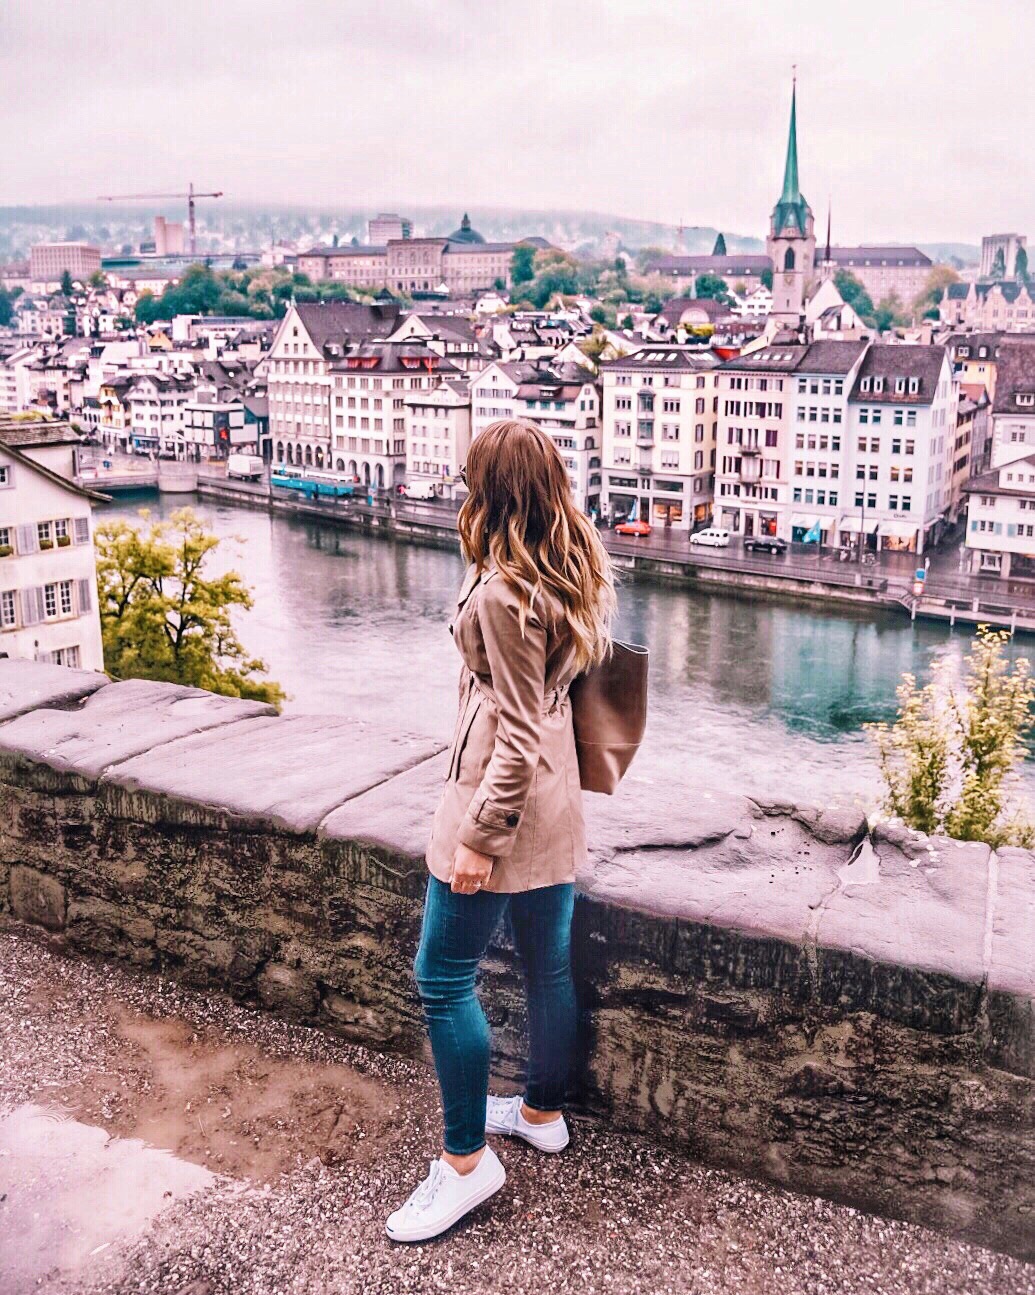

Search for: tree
xmin=695 ymin=273 xmax=730 ymax=303
xmin=634 ymin=245 xmax=673 ymax=273
xmin=913 ymin=265 xmax=960 ymax=317
xmin=95 ymin=508 xmax=284 ymax=707
xmin=874 ymin=292 xmax=908 ymax=332
xmin=712 ymin=232 xmax=727 ymax=256
xmin=60 ymin=270 xmax=74 ymax=296
xmin=510 ymin=244 xmax=536 ymax=285
xmin=761 ymin=268 xmax=773 ymax=290
xmin=1016 ymin=246 xmax=1029 ymax=283
xmin=991 ymin=247 xmax=1006 ymax=280
xmin=835 ymin=270 xmax=876 ymax=325
xmin=0 ymin=287 xmax=12 ymax=328
xmin=89 ymin=270 xmax=108 ymax=290
xmin=868 ymin=627 xmax=1034 ymax=847
xmin=493 ymin=277 xmax=506 ymax=291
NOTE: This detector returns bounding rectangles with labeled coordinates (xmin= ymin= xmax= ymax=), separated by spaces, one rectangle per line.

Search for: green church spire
xmin=770 ymin=75 xmax=810 ymax=237
xmin=780 ymin=80 xmax=801 ymax=206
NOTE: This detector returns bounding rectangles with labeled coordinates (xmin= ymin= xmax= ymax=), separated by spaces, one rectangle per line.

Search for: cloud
xmin=2 ymin=0 xmax=1034 ymax=244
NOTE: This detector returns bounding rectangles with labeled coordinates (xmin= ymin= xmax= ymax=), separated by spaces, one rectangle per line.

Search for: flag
xmin=803 ymin=520 xmax=822 ymax=544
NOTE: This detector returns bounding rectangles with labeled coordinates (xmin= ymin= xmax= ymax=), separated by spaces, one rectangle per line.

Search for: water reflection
xmin=102 ymin=497 xmax=1034 ymax=804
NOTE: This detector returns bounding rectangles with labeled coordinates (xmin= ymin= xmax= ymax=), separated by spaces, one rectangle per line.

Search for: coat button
xmin=506 ymin=812 xmax=519 ymax=827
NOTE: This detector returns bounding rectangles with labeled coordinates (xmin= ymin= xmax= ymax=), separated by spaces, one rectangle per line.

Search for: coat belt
xmin=467 ymin=670 xmax=570 ymax=716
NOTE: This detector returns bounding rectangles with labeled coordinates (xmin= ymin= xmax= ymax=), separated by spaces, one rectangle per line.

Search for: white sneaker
xmin=385 ymin=1145 xmax=506 ymax=1243
xmin=485 ymin=1094 xmax=569 ymax=1153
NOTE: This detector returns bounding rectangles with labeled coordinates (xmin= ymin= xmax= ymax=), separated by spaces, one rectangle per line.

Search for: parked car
xmin=744 ymin=535 xmax=788 ymax=555
xmin=614 ymin=519 xmax=652 ymax=537
xmin=689 ymin=527 xmax=731 ymax=547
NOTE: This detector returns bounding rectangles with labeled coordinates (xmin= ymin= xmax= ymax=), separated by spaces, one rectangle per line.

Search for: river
xmin=100 ymin=496 xmax=1035 ymax=807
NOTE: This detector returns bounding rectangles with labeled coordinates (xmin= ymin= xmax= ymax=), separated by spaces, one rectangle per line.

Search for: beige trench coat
xmin=426 ymin=562 xmax=586 ymax=893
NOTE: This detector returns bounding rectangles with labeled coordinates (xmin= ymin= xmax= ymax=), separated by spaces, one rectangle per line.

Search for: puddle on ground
xmin=48 ymin=1005 xmax=399 ymax=1181
xmin=0 ymin=1103 xmax=215 ymax=1293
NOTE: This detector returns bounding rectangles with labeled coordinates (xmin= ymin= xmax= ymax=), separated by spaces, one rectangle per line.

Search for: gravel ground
xmin=1 ymin=918 xmax=1031 ymax=1295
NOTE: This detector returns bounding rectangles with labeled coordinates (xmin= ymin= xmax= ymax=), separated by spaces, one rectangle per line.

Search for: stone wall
xmin=0 ymin=659 xmax=1032 ymax=1260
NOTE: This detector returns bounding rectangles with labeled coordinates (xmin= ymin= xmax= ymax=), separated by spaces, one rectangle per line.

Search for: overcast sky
xmin=3 ymin=0 xmax=1033 ymax=245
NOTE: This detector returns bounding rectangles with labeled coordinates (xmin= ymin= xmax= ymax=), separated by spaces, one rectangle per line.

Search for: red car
xmin=614 ymin=519 xmax=652 ymax=537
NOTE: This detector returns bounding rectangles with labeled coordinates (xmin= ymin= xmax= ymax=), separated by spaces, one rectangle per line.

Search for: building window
xmin=0 ymin=589 xmax=15 ymax=628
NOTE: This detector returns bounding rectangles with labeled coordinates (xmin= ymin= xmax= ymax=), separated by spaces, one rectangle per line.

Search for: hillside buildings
xmin=0 ymin=417 xmax=105 ymax=671
xmin=29 ymin=242 xmax=101 ymax=285
xmin=296 ymin=215 xmax=548 ymax=296
xmin=980 ymin=233 xmax=1027 ymax=280
xmin=940 ymin=280 xmax=1035 ymax=332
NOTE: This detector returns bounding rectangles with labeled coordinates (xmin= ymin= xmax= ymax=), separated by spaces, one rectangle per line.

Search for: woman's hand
xmin=450 ymin=842 xmax=494 ymax=895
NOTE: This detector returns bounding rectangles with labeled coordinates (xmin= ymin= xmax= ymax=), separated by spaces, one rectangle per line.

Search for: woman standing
xmin=386 ymin=419 xmax=616 ymax=1243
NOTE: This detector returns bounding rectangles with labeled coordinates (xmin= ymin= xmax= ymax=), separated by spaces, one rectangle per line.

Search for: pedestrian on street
xmin=387 ymin=419 xmax=617 ymax=1243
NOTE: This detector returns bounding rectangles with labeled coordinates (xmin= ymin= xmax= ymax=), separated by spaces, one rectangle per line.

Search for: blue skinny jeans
xmin=413 ymin=875 xmax=577 ymax=1156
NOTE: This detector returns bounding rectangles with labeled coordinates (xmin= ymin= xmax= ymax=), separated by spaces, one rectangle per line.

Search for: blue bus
xmin=270 ymin=466 xmax=356 ymax=498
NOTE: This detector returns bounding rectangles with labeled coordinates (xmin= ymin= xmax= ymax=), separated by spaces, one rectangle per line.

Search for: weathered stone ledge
xmin=0 ymin=658 xmax=1032 ymax=1260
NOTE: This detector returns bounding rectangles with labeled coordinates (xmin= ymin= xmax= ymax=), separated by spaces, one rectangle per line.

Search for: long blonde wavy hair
xmin=457 ymin=419 xmax=616 ymax=671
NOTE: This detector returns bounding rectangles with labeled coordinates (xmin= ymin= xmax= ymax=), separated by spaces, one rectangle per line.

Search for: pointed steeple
xmin=825 ymin=199 xmax=832 ymax=264
xmin=780 ymin=77 xmax=801 ymax=206
xmin=770 ymin=73 xmax=811 ymax=238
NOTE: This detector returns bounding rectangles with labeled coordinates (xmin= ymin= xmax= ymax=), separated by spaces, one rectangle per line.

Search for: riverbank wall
xmin=2 ymin=658 xmax=1032 ymax=1259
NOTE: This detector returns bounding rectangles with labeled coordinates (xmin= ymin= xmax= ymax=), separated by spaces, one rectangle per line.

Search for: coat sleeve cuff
xmin=457 ymin=796 xmax=523 ymax=859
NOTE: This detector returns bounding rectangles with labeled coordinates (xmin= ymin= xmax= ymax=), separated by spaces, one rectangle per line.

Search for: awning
xmin=839 ymin=516 xmax=879 ymax=534
xmin=880 ymin=520 xmax=919 ymax=539
xmin=791 ymin=514 xmax=824 ymax=529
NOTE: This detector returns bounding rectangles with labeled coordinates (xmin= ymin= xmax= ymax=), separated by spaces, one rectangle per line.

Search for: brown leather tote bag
xmin=569 ymin=641 xmax=648 ymax=794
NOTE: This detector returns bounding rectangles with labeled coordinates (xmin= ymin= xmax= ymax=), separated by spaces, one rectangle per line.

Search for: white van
xmin=226 ymin=454 xmax=265 ymax=481
xmin=689 ymin=527 xmax=731 ymax=548
xmin=401 ymin=481 xmax=440 ymax=500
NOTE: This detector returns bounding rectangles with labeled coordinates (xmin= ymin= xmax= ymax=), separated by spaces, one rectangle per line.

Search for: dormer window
xmin=958 ymin=346 xmax=970 ymax=358
xmin=1018 ymin=392 xmax=1035 ymax=407
xmin=894 ymin=377 xmax=906 ymax=394
xmin=874 ymin=377 xmax=885 ymax=393
xmin=979 ymin=347 xmax=988 ymax=358
xmin=908 ymin=377 xmax=920 ymax=394
xmin=860 ymin=377 xmax=871 ymax=393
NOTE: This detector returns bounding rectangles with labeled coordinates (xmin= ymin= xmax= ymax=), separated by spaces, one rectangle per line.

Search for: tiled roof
xmin=991 ymin=343 xmax=1035 ymax=415
xmin=717 ymin=344 xmax=809 ymax=372
xmin=602 ymin=345 xmax=720 ymax=372
xmin=0 ymin=416 xmax=80 ymax=448
xmin=848 ymin=344 xmax=947 ymax=403
xmin=645 ymin=254 xmax=771 ymax=275
xmin=828 ymin=246 xmax=932 ymax=267
xmin=328 ymin=340 xmax=460 ymax=375
xmin=294 ymin=301 xmax=402 ymax=353
xmin=965 ymin=451 xmax=1035 ymax=494
xmin=797 ymin=340 xmax=868 ymax=374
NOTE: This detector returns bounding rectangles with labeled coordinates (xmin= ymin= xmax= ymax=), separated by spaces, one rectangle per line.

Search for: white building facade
xmin=0 ymin=420 xmax=104 ymax=671
xmin=601 ymin=346 xmax=719 ymax=531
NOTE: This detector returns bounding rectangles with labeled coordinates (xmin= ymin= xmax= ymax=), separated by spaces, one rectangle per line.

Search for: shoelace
xmin=408 ymin=1160 xmax=445 ymax=1215
xmin=488 ymin=1096 xmax=521 ymax=1132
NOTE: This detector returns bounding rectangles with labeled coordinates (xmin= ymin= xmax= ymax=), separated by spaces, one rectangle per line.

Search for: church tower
xmin=766 ymin=78 xmax=816 ymax=324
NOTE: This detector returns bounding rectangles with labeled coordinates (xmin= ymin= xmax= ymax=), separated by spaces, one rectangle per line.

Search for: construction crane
xmin=97 ymin=182 xmax=223 ymax=256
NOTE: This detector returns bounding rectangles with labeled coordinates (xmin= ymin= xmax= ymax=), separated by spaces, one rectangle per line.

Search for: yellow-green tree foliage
xmin=95 ymin=508 xmax=285 ymax=708
xmin=868 ymin=627 xmax=1034 ymax=846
